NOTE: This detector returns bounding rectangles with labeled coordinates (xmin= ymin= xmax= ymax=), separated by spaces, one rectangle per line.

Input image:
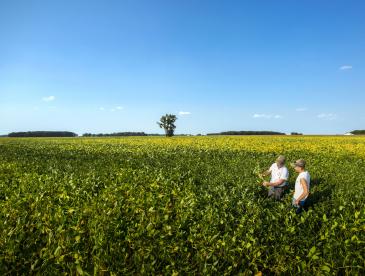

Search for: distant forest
xmin=351 ymin=130 xmax=365 ymax=135
xmin=207 ymin=131 xmax=286 ymax=136
xmin=7 ymin=131 xmax=159 ymax=137
xmin=83 ymin=132 xmax=195 ymax=137
xmin=8 ymin=131 xmax=78 ymax=137
xmin=83 ymin=132 xmax=148 ymax=137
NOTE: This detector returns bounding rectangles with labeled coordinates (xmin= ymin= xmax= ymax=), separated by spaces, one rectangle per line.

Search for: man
xmin=291 ymin=159 xmax=310 ymax=214
xmin=261 ymin=155 xmax=289 ymax=200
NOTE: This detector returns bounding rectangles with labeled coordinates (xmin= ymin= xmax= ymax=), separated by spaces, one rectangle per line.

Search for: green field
xmin=0 ymin=136 xmax=364 ymax=275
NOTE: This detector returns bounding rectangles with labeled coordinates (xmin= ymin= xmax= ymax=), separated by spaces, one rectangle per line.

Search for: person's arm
xmin=295 ymin=178 xmax=309 ymax=204
xmin=264 ymin=179 xmax=286 ymax=187
xmin=264 ymin=167 xmax=288 ymax=187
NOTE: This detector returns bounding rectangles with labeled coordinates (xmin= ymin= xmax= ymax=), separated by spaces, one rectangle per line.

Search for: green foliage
xmin=351 ymin=130 xmax=365 ymax=135
xmin=157 ymin=114 xmax=177 ymax=137
xmin=0 ymin=136 xmax=364 ymax=274
xmin=82 ymin=132 xmax=147 ymax=137
xmin=207 ymin=131 xmax=285 ymax=135
xmin=8 ymin=131 xmax=78 ymax=137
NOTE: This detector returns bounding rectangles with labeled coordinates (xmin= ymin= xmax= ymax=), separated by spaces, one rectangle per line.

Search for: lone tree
xmin=157 ymin=114 xmax=177 ymax=137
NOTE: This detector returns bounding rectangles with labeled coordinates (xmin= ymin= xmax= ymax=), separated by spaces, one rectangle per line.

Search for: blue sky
xmin=1 ymin=0 xmax=364 ymax=135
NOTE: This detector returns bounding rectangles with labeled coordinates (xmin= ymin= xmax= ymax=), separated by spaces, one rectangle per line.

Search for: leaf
xmin=323 ymin=214 xmax=327 ymax=222
xmin=321 ymin=265 xmax=331 ymax=272
xmin=76 ymin=264 xmax=84 ymax=275
xmin=31 ymin=260 xmax=39 ymax=270
xmin=54 ymin=246 xmax=62 ymax=257
xmin=307 ymin=246 xmax=316 ymax=257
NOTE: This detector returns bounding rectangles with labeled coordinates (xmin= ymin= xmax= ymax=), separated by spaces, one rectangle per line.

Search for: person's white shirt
xmin=269 ymin=163 xmax=289 ymax=187
xmin=294 ymin=171 xmax=311 ymax=200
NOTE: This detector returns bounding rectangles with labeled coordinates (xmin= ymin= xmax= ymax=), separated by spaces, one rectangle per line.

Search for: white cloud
xmin=253 ymin=113 xmax=282 ymax=119
xmin=296 ymin=107 xmax=307 ymax=112
xmin=253 ymin=114 xmax=270 ymax=119
xmin=339 ymin=65 xmax=352 ymax=70
xmin=179 ymin=111 xmax=191 ymax=116
xmin=317 ymin=113 xmax=337 ymax=120
xmin=42 ymin=96 xmax=55 ymax=102
xmin=99 ymin=106 xmax=123 ymax=111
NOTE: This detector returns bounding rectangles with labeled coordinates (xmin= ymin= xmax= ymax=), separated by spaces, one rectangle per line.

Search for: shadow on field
xmin=310 ymin=177 xmax=325 ymax=187
xmin=304 ymin=177 xmax=332 ymax=210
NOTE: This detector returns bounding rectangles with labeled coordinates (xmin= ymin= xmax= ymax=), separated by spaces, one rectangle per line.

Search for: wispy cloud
xmin=111 ymin=106 xmax=123 ymax=112
xmin=296 ymin=107 xmax=307 ymax=112
xmin=339 ymin=65 xmax=352 ymax=70
xmin=42 ymin=96 xmax=55 ymax=102
xmin=179 ymin=111 xmax=191 ymax=116
xmin=99 ymin=106 xmax=123 ymax=112
xmin=253 ymin=114 xmax=270 ymax=119
xmin=317 ymin=113 xmax=337 ymax=120
xmin=253 ymin=113 xmax=282 ymax=119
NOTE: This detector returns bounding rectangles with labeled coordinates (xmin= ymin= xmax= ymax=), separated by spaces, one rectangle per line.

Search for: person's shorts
xmin=268 ymin=186 xmax=286 ymax=200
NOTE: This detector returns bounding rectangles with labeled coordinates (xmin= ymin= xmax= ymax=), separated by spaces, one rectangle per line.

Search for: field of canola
xmin=0 ymin=136 xmax=364 ymax=275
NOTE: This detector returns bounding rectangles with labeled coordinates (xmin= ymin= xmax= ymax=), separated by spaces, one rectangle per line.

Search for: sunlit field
xmin=0 ymin=136 xmax=364 ymax=274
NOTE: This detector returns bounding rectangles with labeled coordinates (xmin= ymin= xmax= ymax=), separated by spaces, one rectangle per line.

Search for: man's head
xmin=292 ymin=159 xmax=306 ymax=172
xmin=276 ymin=155 xmax=286 ymax=167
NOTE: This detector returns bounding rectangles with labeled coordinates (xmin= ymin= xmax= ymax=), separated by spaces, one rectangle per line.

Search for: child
xmin=292 ymin=159 xmax=310 ymax=214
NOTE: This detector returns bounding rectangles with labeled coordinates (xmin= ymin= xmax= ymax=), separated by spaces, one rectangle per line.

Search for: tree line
xmin=207 ymin=131 xmax=286 ymax=136
xmin=351 ymin=130 xmax=365 ymax=135
xmin=83 ymin=132 xmax=148 ymax=137
xmin=8 ymin=131 xmax=78 ymax=137
xmin=3 ymin=114 xmax=362 ymax=137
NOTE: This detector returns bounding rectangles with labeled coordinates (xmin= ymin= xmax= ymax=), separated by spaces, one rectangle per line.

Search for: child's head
xmin=292 ymin=159 xmax=306 ymax=172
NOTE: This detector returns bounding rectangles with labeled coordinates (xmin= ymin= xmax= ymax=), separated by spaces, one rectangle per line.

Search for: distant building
xmin=344 ymin=132 xmax=354 ymax=136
